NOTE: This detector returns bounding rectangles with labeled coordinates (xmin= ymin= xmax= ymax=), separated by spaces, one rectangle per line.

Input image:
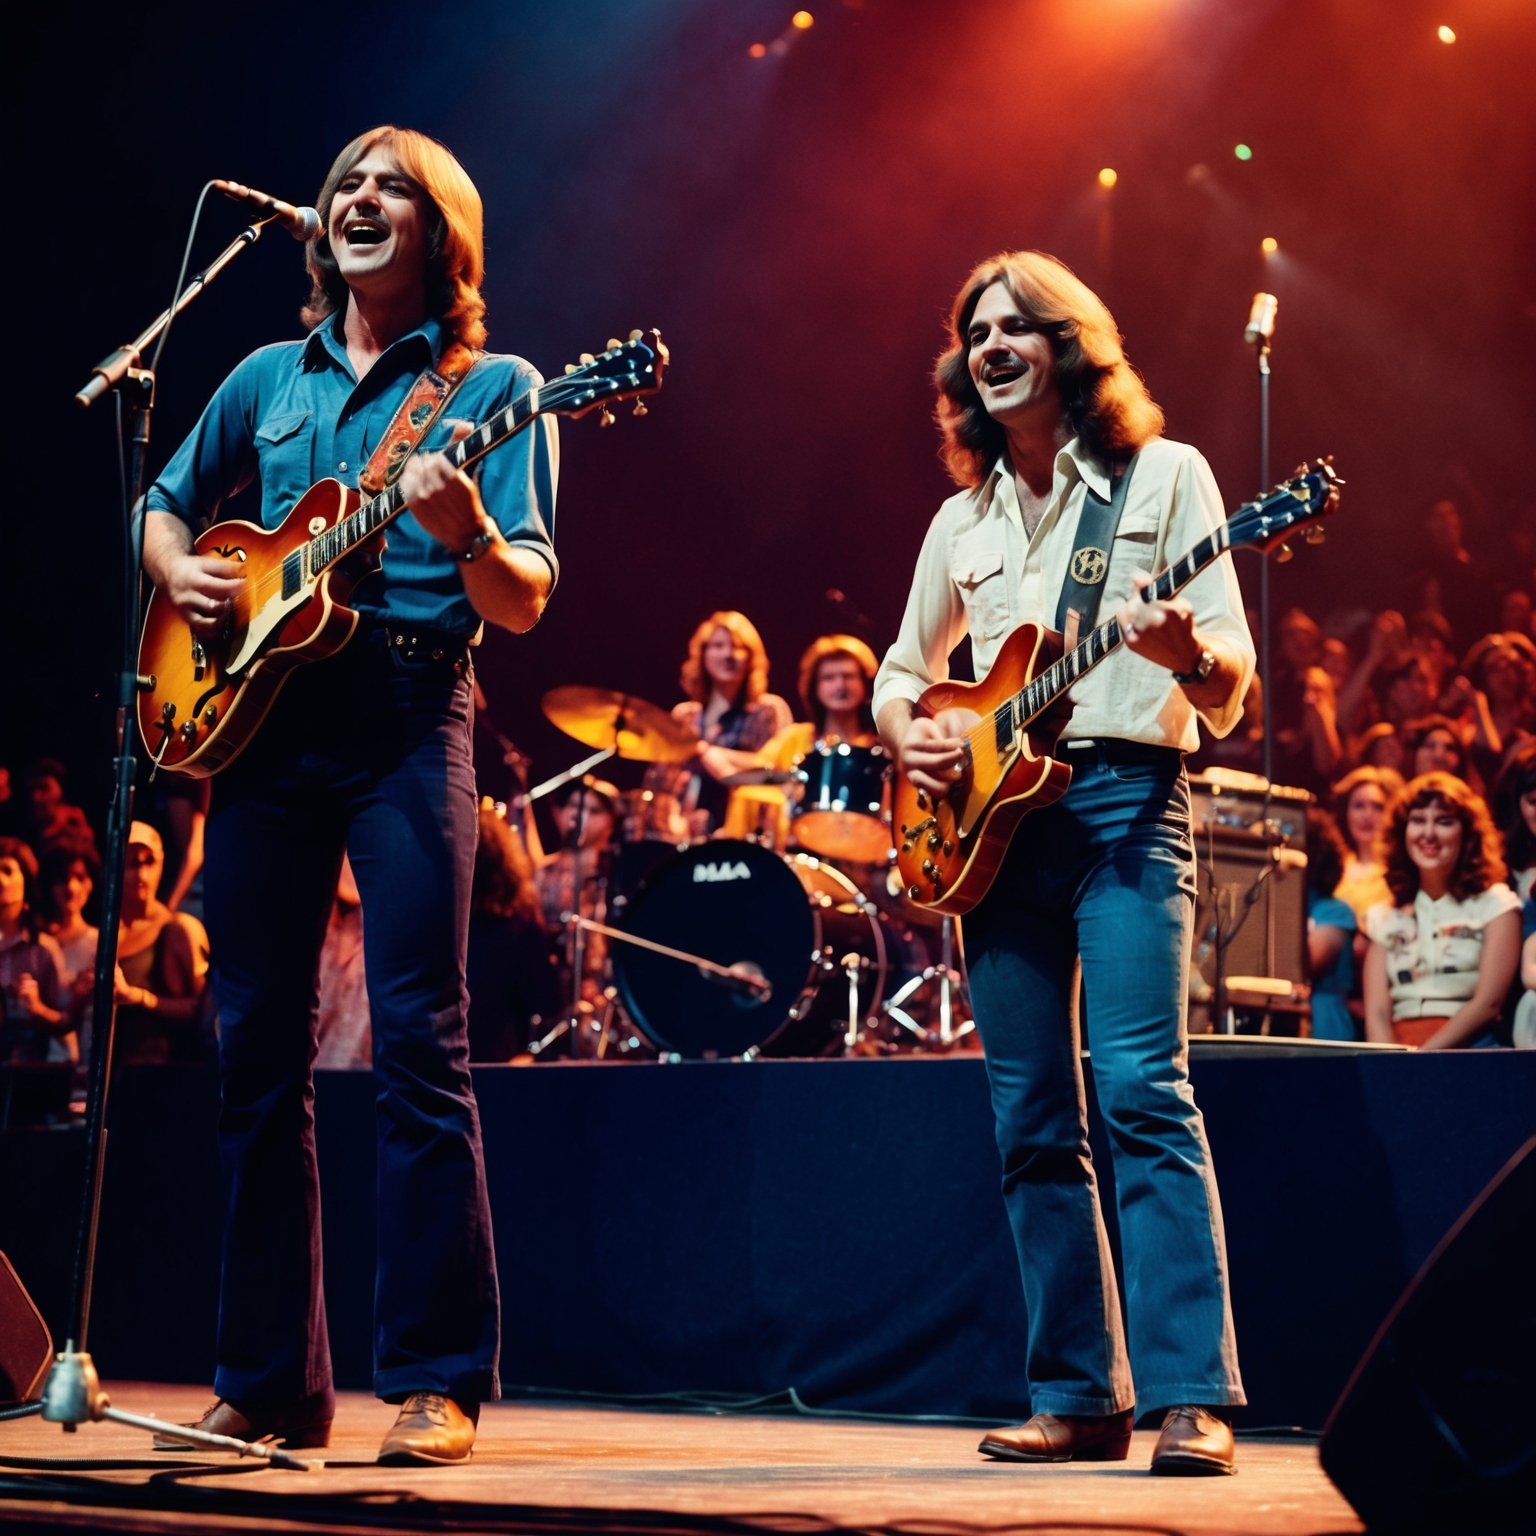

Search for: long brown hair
xmin=471 ymin=803 xmax=542 ymax=925
xmin=797 ymin=634 xmax=879 ymax=733
xmin=933 ymin=250 xmax=1165 ymax=488
xmin=303 ymin=126 xmax=488 ymax=349
xmin=679 ymin=611 xmax=771 ymax=708
xmin=1381 ymin=772 xmax=1505 ymax=907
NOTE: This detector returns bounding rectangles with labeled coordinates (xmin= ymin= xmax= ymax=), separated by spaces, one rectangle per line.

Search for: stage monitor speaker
xmin=1320 ymin=1136 xmax=1536 ymax=1532
xmin=0 ymin=1250 xmax=52 ymax=1405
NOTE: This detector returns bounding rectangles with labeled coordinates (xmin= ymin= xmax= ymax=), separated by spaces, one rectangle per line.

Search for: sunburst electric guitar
xmin=892 ymin=459 xmax=1344 ymax=915
xmin=137 ymin=331 xmax=668 ymax=776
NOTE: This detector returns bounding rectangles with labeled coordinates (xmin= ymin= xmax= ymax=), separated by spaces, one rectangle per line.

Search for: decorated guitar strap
xmin=357 ymin=341 xmax=480 ymax=496
xmin=1053 ymin=451 xmax=1140 ymax=651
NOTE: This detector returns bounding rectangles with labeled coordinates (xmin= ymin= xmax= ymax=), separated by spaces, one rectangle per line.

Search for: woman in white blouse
xmin=1363 ymin=771 xmax=1521 ymax=1048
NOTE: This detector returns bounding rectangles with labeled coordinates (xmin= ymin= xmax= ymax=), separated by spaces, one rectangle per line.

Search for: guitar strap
xmin=357 ymin=341 xmax=480 ymax=495
xmin=1053 ymin=451 xmax=1140 ymax=650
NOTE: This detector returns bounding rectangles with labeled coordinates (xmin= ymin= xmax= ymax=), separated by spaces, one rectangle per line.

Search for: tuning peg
xmin=632 ymin=399 xmax=648 ymax=416
xmin=598 ymin=405 xmax=616 ymax=427
xmin=1304 ymin=524 xmax=1326 ymax=544
xmin=628 ymin=329 xmax=644 ymax=342
xmin=579 ymin=352 xmax=595 ymax=365
xmin=564 ymin=363 xmax=577 ymax=375
xmin=1274 ymin=542 xmax=1295 ymax=563
xmin=606 ymin=337 xmax=621 ymax=351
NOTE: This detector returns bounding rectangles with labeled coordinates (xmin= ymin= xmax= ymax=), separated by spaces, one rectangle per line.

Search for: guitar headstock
xmin=548 ymin=329 xmax=670 ymax=424
xmin=1226 ymin=457 xmax=1344 ymax=560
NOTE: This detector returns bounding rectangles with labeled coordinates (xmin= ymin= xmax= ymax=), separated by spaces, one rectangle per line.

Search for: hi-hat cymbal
xmin=541 ymin=686 xmax=698 ymax=763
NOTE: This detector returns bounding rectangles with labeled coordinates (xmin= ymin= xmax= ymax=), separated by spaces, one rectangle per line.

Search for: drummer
xmin=524 ymin=777 xmax=619 ymax=999
xmin=761 ymin=634 xmax=882 ymax=769
xmin=647 ymin=611 xmax=793 ymax=835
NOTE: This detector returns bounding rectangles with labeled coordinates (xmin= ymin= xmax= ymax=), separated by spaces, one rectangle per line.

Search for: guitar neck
xmin=1009 ymin=521 xmax=1233 ymax=731
xmin=305 ymin=365 xmax=623 ymax=577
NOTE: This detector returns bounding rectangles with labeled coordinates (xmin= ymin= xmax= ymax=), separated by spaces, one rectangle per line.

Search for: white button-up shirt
xmin=873 ymin=436 xmax=1255 ymax=751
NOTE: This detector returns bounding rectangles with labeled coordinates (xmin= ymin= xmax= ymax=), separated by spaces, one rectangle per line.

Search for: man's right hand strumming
xmin=143 ymin=509 xmax=245 ymax=637
xmin=878 ymin=699 xmax=974 ymax=798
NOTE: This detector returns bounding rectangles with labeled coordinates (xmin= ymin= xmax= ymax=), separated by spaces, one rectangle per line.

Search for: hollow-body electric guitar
xmin=137 ymin=331 xmax=668 ymax=776
xmin=892 ymin=459 xmax=1343 ymax=915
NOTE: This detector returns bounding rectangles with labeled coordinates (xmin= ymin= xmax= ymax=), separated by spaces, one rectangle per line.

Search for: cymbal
xmin=541 ymin=686 xmax=698 ymax=763
xmin=720 ymin=767 xmax=799 ymax=787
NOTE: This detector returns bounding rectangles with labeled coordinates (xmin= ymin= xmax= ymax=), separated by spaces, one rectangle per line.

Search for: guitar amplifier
xmin=1188 ymin=772 xmax=1311 ymax=1008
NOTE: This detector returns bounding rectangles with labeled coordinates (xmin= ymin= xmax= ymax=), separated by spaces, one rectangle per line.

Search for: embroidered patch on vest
xmin=1070 ymin=546 xmax=1108 ymax=584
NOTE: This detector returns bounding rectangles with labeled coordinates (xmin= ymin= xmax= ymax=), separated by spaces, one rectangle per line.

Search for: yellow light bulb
xmin=792 ymin=9 xmax=814 ymax=27
xmin=1437 ymin=24 xmax=1456 ymax=44
xmin=1098 ymin=167 xmax=1118 ymax=189
xmin=1261 ymin=236 xmax=1279 ymax=255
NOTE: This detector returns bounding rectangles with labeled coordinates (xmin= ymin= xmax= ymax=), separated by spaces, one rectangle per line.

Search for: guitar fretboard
xmin=992 ymin=521 xmax=1234 ymax=750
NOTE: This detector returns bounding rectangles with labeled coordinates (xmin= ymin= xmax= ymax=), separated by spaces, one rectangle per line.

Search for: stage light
xmin=1437 ymin=24 xmax=1456 ymax=44
xmin=1261 ymin=237 xmax=1278 ymax=255
xmin=1098 ymin=167 xmax=1118 ymax=188
xmin=1234 ymin=143 xmax=1253 ymax=161
xmin=749 ymin=41 xmax=767 ymax=57
xmin=792 ymin=9 xmax=814 ymax=27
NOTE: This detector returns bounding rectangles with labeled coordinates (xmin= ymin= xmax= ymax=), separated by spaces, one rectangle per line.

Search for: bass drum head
xmin=613 ymin=840 xmax=815 ymax=1059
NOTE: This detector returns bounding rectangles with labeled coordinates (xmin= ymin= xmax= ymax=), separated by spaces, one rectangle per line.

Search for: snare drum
xmin=791 ymin=741 xmax=893 ymax=863
xmin=611 ymin=840 xmax=889 ymax=1059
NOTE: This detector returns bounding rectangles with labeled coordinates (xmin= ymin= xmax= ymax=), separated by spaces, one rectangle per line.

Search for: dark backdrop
xmin=6 ymin=0 xmax=1534 ymax=817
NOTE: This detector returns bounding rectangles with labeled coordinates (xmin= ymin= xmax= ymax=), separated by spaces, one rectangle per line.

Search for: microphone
xmin=214 ymin=179 xmax=321 ymax=241
xmin=1244 ymin=292 xmax=1278 ymax=346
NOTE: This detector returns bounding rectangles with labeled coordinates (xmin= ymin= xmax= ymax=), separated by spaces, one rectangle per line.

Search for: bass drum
xmin=613 ymin=841 xmax=886 ymax=1059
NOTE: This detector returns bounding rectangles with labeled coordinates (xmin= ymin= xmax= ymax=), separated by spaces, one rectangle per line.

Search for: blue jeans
xmin=963 ymin=744 xmax=1244 ymax=1418
xmin=202 ymin=629 xmax=499 ymax=1409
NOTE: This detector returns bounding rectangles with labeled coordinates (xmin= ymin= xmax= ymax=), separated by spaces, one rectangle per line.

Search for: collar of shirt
xmin=300 ymin=312 xmax=446 ymax=388
xmin=980 ymin=437 xmax=1112 ymax=543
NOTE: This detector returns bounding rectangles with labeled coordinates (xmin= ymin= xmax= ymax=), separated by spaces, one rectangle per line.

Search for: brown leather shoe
xmin=979 ymin=1409 xmax=1134 ymax=1463
xmin=151 ymin=1391 xmax=332 ymax=1451
xmin=1150 ymin=1404 xmax=1235 ymax=1475
xmin=377 ymin=1391 xmax=478 ymax=1466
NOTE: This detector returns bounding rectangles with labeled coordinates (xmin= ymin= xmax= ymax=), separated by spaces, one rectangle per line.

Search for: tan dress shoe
xmin=151 ymin=1393 xmax=332 ymax=1451
xmin=979 ymin=1408 xmax=1134 ymax=1463
xmin=1150 ymin=1404 xmax=1235 ymax=1475
xmin=377 ymin=1391 xmax=478 ymax=1466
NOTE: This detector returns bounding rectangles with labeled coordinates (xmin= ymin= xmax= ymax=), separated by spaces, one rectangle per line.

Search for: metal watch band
xmin=454 ymin=526 xmax=497 ymax=563
xmin=1172 ymin=648 xmax=1216 ymax=686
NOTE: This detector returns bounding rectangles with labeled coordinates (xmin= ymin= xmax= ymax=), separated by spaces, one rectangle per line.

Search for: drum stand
xmin=882 ymin=915 xmax=975 ymax=1050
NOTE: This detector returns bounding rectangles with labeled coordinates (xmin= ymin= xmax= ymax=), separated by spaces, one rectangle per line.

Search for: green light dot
xmin=1234 ymin=143 xmax=1253 ymax=161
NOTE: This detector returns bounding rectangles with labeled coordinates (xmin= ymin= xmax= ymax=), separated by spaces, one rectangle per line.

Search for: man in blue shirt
xmin=143 ymin=126 xmax=557 ymax=1466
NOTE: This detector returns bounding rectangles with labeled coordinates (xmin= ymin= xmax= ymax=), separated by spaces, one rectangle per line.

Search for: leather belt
xmin=363 ymin=624 xmax=473 ymax=668
xmin=1053 ymin=738 xmax=1184 ymax=767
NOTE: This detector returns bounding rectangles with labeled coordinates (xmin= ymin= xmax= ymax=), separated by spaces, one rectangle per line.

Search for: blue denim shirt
xmin=145 ymin=315 xmax=559 ymax=637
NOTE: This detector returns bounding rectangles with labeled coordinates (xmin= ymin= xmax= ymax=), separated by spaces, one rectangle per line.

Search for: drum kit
xmin=523 ymin=685 xmax=974 ymax=1061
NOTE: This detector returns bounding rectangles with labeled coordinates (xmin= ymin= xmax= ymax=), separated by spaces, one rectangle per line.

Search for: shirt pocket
xmin=951 ymin=546 xmax=1011 ymax=642
xmin=253 ymin=409 xmax=313 ymax=520
xmin=1106 ymin=507 xmax=1163 ymax=602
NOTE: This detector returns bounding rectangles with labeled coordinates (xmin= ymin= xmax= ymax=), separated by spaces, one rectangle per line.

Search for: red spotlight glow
xmin=749 ymin=41 xmax=767 ymax=57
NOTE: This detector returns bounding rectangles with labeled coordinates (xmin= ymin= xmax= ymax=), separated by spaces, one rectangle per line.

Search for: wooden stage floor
xmin=0 ymin=1383 xmax=1363 ymax=1536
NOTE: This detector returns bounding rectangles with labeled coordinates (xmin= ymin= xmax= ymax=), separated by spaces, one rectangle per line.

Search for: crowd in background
xmin=6 ymin=497 xmax=1535 ymax=1093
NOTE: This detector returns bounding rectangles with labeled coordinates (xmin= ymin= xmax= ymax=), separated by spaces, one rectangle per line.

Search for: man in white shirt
xmin=875 ymin=251 xmax=1254 ymax=1475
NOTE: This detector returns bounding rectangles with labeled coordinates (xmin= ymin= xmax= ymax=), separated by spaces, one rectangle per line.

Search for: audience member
xmin=20 ymin=759 xmax=96 ymax=860
xmin=39 ymin=846 xmax=100 ymax=1090
xmin=1332 ymin=766 xmax=1402 ymax=923
xmin=1305 ymin=809 xmax=1358 ymax=1042
xmin=1491 ymin=742 xmax=1536 ymax=900
xmin=1514 ymin=923 xmax=1536 ymax=1049
xmin=1407 ymin=499 xmax=1485 ymax=649
xmin=467 ymin=800 xmax=561 ymax=1062
xmin=1501 ymin=589 xmax=1532 ymax=638
xmin=314 ymin=855 xmax=369 ymax=1070
xmin=0 ymin=838 xmax=70 ymax=1066
xmin=113 ymin=821 xmax=208 ymax=1067
xmin=1401 ymin=714 xmax=1481 ymax=793
xmin=528 ymin=779 xmax=618 ymax=1007
xmin=1465 ymin=634 xmax=1536 ymax=778
xmin=143 ymin=776 xmax=211 ymax=918
xmin=0 ymin=766 xmax=20 ymax=840
xmin=1353 ymin=721 xmax=1406 ymax=775
xmin=1362 ymin=773 xmax=1520 ymax=1049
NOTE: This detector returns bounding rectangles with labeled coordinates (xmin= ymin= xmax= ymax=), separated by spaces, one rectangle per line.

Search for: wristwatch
xmin=453 ymin=522 xmax=497 ymax=563
xmin=1172 ymin=647 xmax=1216 ymax=687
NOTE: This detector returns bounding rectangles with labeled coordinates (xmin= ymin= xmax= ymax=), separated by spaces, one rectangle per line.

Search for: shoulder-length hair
xmin=0 ymin=836 xmax=40 ymax=938
xmin=679 ymin=611 xmax=770 ymax=708
xmin=1331 ymin=764 xmax=1404 ymax=827
xmin=1381 ymin=772 xmax=1505 ymax=907
xmin=303 ymin=126 xmax=487 ymax=349
xmin=797 ymin=634 xmax=879 ymax=732
xmin=933 ymin=250 xmax=1165 ymax=489
xmin=471 ymin=802 xmax=542 ymax=926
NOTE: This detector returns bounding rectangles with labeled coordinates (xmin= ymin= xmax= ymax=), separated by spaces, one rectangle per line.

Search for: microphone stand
xmin=26 ymin=217 xmax=318 ymax=1467
xmin=1252 ymin=325 xmax=1274 ymax=784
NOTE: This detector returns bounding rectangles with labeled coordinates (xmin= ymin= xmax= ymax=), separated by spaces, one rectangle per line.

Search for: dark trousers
xmin=202 ymin=630 xmax=499 ymax=1409
xmin=963 ymin=745 xmax=1244 ymax=1418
